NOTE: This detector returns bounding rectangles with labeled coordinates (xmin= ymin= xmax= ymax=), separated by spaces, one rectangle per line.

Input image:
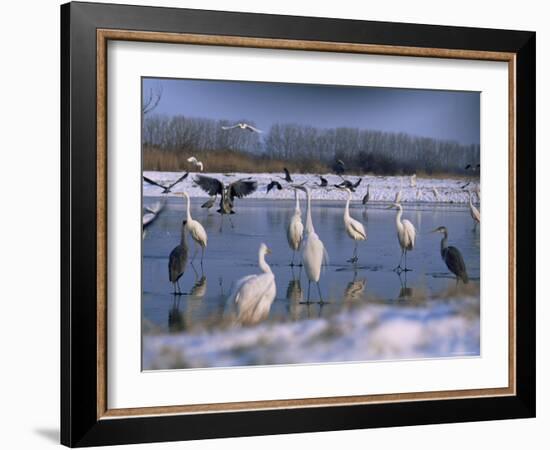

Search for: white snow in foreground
xmin=143 ymin=298 xmax=480 ymax=369
xmin=143 ymin=171 xmax=480 ymax=204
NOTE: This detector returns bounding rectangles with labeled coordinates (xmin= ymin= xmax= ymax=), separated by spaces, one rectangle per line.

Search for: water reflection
xmin=343 ymin=270 xmax=367 ymax=307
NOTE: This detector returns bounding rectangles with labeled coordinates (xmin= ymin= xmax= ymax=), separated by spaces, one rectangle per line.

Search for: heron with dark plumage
xmin=432 ymin=226 xmax=469 ymax=285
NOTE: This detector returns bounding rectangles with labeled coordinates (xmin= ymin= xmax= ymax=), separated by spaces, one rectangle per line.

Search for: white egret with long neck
xmin=468 ymin=191 xmax=480 ymax=229
xmin=340 ymin=188 xmax=367 ymax=263
xmin=293 ymin=185 xmax=327 ymax=304
xmin=387 ymin=202 xmax=416 ymax=272
xmin=181 ymin=192 xmax=208 ymax=266
xmin=287 ymin=189 xmax=304 ymax=266
xmin=229 ymin=243 xmax=276 ymax=325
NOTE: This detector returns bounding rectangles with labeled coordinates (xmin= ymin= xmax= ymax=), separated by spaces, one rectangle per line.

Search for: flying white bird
xmin=468 ymin=191 xmax=481 ymax=229
xmin=180 ymin=192 xmax=208 ymax=266
xmin=229 ymin=243 xmax=276 ymax=325
xmin=287 ymin=188 xmax=304 ymax=266
xmin=221 ymin=123 xmax=263 ymax=133
xmin=293 ymin=185 xmax=328 ymax=304
xmin=340 ymin=188 xmax=367 ymax=263
xmin=187 ymin=156 xmax=204 ymax=172
xmin=387 ymin=202 xmax=416 ymax=272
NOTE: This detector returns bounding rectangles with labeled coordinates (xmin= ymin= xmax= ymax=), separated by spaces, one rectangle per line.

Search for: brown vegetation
xmin=143 ymin=146 xmax=330 ymax=174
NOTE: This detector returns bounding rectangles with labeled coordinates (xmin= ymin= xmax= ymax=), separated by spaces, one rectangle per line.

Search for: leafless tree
xmin=142 ymin=85 xmax=163 ymax=115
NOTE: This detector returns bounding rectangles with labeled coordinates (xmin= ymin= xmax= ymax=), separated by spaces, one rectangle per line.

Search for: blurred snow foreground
xmin=143 ymin=172 xmax=479 ymax=204
xmin=143 ymin=296 xmax=480 ymax=370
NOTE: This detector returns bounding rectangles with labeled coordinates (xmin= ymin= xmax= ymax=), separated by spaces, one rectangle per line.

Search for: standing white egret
xmin=229 ymin=243 xmax=276 ymax=325
xmin=468 ymin=191 xmax=481 ymax=229
xmin=181 ymin=192 xmax=208 ymax=266
xmin=410 ymin=174 xmax=417 ymax=187
xmin=387 ymin=202 xmax=416 ymax=272
xmin=340 ymin=188 xmax=367 ymax=263
xmin=287 ymin=188 xmax=304 ymax=266
xmin=293 ymin=185 xmax=327 ymax=304
xmin=168 ymin=219 xmax=189 ymax=295
xmin=432 ymin=226 xmax=469 ymax=285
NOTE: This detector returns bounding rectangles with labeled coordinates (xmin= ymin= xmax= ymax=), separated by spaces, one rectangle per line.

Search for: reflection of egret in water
xmin=190 ymin=275 xmax=207 ymax=299
xmin=396 ymin=271 xmax=413 ymax=299
xmin=343 ymin=270 xmax=367 ymax=307
xmin=287 ymin=267 xmax=308 ymax=320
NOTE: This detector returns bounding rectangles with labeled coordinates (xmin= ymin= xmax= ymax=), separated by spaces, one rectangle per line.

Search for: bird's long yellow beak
xmin=266 ymin=247 xmax=272 ymax=254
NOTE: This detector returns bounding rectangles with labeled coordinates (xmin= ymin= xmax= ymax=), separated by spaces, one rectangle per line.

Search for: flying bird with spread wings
xmin=187 ymin=156 xmax=204 ymax=171
xmin=194 ymin=175 xmax=258 ymax=215
xmin=142 ymin=172 xmax=188 ymax=193
xmin=221 ymin=123 xmax=263 ymax=133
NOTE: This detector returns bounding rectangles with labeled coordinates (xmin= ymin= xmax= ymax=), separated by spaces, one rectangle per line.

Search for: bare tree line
xmin=143 ymin=114 xmax=480 ymax=175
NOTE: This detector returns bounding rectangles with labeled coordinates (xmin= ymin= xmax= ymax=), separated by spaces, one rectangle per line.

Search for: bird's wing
xmin=283 ymin=168 xmax=291 ymax=178
xmin=349 ymin=218 xmax=367 ymax=240
xmin=194 ymin=175 xmax=224 ymax=196
xmin=221 ymin=124 xmax=239 ymax=130
xmin=166 ymin=172 xmax=189 ymax=190
xmin=266 ymin=181 xmax=274 ymax=193
xmin=445 ymin=246 xmax=468 ymax=282
xmin=276 ymin=181 xmax=282 ymax=190
xmin=353 ymin=178 xmax=362 ymax=187
xmin=472 ymin=205 xmax=481 ymax=222
xmin=229 ymin=179 xmax=258 ymax=199
xmin=401 ymin=219 xmax=416 ymax=248
xmin=245 ymin=124 xmax=263 ymax=133
xmin=143 ymin=176 xmax=166 ymax=189
xmin=142 ymin=212 xmax=156 ymax=227
xmin=187 ymin=156 xmax=198 ymax=163
xmin=228 ymin=275 xmax=257 ymax=304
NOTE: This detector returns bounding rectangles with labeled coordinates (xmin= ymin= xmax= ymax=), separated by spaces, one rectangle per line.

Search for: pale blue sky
xmin=143 ymin=77 xmax=480 ymax=145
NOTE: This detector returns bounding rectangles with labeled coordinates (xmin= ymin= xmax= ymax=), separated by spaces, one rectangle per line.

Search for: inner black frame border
xmin=61 ymin=2 xmax=535 ymax=447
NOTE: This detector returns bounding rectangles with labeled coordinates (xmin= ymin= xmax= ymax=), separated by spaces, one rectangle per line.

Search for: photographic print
xmin=141 ymin=78 xmax=481 ymax=370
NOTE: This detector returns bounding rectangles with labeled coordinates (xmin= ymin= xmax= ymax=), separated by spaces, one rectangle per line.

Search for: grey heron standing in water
xmin=432 ymin=226 xmax=469 ymax=285
xmin=168 ymin=219 xmax=189 ymax=295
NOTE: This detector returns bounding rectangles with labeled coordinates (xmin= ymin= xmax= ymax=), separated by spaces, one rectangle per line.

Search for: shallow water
xmin=142 ymin=197 xmax=480 ymax=336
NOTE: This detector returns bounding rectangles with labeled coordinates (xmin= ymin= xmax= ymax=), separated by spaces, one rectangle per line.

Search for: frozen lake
xmin=142 ymin=196 xmax=480 ymax=369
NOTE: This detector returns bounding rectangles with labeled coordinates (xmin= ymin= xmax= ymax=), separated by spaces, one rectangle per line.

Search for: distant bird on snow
xmin=221 ymin=123 xmax=263 ymax=133
xmin=187 ymin=156 xmax=204 ymax=171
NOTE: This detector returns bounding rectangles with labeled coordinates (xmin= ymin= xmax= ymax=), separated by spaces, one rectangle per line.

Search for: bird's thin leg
xmin=317 ymin=282 xmax=328 ymax=305
xmin=229 ymin=216 xmax=235 ymax=229
xmin=403 ymin=250 xmax=412 ymax=272
xmin=300 ymin=281 xmax=312 ymax=305
xmin=290 ymin=251 xmax=295 ymax=267
xmin=219 ymin=215 xmax=224 ymax=233
xmin=190 ymin=262 xmax=198 ymax=278
xmin=200 ymin=247 xmax=204 ymax=267
xmin=394 ymin=250 xmax=404 ymax=272
xmin=176 ymin=280 xmax=182 ymax=295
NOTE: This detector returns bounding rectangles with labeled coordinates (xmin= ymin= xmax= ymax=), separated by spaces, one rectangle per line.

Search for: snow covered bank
xmin=143 ymin=171 xmax=479 ymax=204
xmin=143 ymin=297 xmax=480 ymax=370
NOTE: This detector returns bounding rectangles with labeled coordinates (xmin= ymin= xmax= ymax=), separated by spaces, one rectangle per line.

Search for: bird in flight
xmin=143 ymin=172 xmax=188 ymax=193
xmin=194 ymin=175 xmax=258 ymax=215
xmin=279 ymin=168 xmax=293 ymax=183
xmin=335 ymin=176 xmax=362 ymax=192
xmin=335 ymin=159 xmax=346 ymax=175
xmin=317 ymin=175 xmax=328 ymax=187
xmin=266 ymin=180 xmax=283 ymax=194
xmin=187 ymin=156 xmax=204 ymax=171
xmin=221 ymin=123 xmax=263 ymax=133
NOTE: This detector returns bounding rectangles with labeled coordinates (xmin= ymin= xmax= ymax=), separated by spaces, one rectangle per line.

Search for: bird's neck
xmin=440 ymin=232 xmax=448 ymax=254
xmin=180 ymin=225 xmax=188 ymax=247
xmin=294 ymin=190 xmax=300 ymax=213
xmin=185 ymin=195 xmax=192 ymax=221
xmin=344 ymin=193 xmax=351 ymax=219
xmin=305 ymin=190 xmax=314 ymax=234
xmin=259 ymin=251 xmax=272 ymax=274
xmin=395 ymin=205 xmax=403 ymax=227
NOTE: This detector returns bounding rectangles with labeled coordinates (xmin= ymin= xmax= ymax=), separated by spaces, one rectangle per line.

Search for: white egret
xmin=387 ymin=202 xmax=416 ymax=272
xmin=293 ymin=185 xmax=328 ymax=304
xmin=221 ymin=123 xmax=263 ymax=133
xmin=394 ymin=189 xmax=402 ymax=204
xmin=181 ymin=192 xmax=208 ymax=266
xmin=340 ymin=188 xmax=367 ymax=263
xmin=432 ymin=226 xmax=469 ymax=285
xmin=410 ymin=174 xmax=417 ymax=187
xmin=168 ymin=219 xmax=189 ymax=295
xmin=468 ymin=191 xmax=481 ymax=229
xmin=287 ymin=188 xmax=304 ymax=266
xmin=187 ymin=156 xmax=204 ymax=171
xmin=229 ymin=243 xmax=276 ymax=325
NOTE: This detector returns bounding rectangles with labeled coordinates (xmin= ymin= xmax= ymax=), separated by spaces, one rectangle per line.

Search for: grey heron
xmin=432 ymin=226 xmax=469 ymax=285
xmin=168 ymin=219 xmax=189 ymax=295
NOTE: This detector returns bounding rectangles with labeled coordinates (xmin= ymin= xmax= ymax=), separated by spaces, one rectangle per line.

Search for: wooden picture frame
xmin=61 ymin=1 xmax=535 ymax=446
